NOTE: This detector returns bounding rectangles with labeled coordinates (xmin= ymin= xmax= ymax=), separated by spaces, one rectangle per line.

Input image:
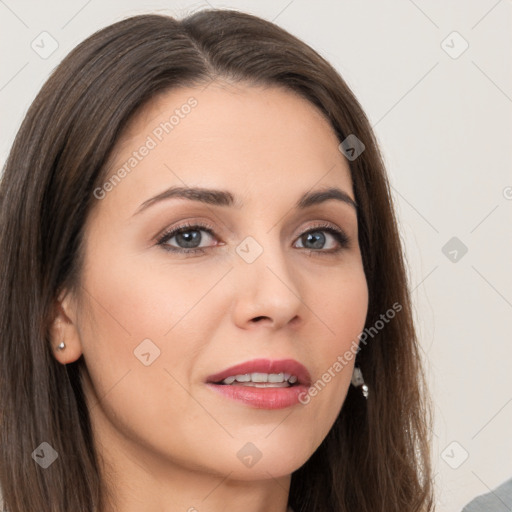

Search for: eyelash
xmin=156 ymin=221 xmax=350 ymax=256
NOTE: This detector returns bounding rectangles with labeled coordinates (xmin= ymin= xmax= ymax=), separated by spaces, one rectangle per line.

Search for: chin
xmin=218 ymin=435 xmax=317 ymax=481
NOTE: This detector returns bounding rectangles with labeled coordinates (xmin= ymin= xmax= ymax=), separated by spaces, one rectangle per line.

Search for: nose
xmin=231 ymin=237 xmax=304 ymax=331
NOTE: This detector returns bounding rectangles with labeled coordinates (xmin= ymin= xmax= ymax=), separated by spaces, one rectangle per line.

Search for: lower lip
xmin=206 ymin=383 xmax=309 ymax=409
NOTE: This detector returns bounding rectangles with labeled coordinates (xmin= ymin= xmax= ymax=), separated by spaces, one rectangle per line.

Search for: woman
xmin=0 ymin=9 xmax=434 ymax=512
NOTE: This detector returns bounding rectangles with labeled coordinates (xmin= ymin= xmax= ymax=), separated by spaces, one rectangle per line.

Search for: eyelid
xmin=153 ymin=219 xmax=216 ymax=243
xmin=292 ymin=220 xmax=345 ymax=240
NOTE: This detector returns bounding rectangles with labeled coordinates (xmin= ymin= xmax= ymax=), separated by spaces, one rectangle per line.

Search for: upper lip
xmin=206 ymin=358 xmax=312 ymax=386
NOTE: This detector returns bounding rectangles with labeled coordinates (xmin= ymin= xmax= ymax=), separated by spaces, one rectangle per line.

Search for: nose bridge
xmin=232 ymin=229 xmax=303 ymax=327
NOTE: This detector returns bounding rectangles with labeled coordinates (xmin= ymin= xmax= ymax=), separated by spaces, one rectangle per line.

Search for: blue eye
xmin=294 ymin=226 xmax=349 ymax=252
xmin=156 ymin=222 xmax=350 ymax=255
xmin=157 ymin=222 xmax=216 ymax=254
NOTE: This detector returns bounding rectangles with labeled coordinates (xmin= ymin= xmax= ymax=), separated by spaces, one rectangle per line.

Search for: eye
xmin=293 ymin=224 xmax=350 ymax=254
xmin=156 ymin=221 xmax=350 ymax=255
xmin=157 ymin=222 xmax=217 ymax=254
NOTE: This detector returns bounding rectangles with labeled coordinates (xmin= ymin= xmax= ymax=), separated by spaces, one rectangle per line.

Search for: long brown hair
xmin=0 ymin=9 xmax=434 ymax=511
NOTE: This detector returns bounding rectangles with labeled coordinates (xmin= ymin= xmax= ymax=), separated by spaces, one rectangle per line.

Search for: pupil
xmin=177 ymin=230 xmax=201 ymax=248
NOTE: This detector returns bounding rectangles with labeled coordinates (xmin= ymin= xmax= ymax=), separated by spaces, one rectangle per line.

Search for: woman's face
xmin=57 ymin=81 xmax=368 ymax=481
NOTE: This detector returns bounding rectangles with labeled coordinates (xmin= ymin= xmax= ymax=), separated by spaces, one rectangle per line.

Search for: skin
xmin=50 ymin=81 xmax=369 ymax=512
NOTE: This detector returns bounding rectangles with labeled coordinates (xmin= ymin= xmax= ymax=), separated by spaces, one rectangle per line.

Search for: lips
xmin=206 ymin=358 xmax=312 ymax=387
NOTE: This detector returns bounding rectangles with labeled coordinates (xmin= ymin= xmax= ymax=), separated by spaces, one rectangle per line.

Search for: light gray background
xmin=1 ymin=1 xmax=511 ymax=511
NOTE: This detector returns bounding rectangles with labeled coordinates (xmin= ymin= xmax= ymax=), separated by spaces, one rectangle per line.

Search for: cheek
xmin=76 ymin=252 xmax=229 ymax=405
xmin=307 ymin=263 xmax=368 ymax=355
xmin=81 ymin=249 xmax=228 ymax=340
xmin=300 ymin=265 xmax=368 ymax=420
xmin=76 ymin=258 xmax=217 ymax=453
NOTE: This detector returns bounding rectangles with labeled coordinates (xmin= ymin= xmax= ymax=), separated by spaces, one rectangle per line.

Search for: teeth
xmin=220 ymin=372 xmax=298 ymax=385
xmin=239 ymin=382 xmax=290 ymax=388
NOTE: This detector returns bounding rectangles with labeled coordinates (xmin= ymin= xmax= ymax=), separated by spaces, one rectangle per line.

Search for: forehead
xmin=97 ymin=81 xmax=353 ymax=217
xmin=121 ymin=80 xmax=339 ymax=147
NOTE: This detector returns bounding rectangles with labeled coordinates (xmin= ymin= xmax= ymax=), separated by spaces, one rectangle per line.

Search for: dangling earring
xmin=351 ymin=365 xmax=369 ymax=399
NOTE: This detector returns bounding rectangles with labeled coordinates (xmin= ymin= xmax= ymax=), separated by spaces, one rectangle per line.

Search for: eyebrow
xmin=133 ymin=185 xmax=357 ymax=216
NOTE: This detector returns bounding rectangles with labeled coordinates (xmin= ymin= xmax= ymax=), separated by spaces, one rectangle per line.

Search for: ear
xmin=49 ymin=288 xmax=84 ymax=365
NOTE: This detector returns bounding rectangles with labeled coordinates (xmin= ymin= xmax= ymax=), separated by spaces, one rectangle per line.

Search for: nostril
xmin=252 ymin=316 xmax=270 ymax=322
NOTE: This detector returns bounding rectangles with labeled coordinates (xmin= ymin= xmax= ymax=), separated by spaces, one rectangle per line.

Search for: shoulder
xmin=461 ymin=477 xmax=512 ymax=512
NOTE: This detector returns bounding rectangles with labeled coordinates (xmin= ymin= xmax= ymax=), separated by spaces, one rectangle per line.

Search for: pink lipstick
xmin=205 ymin=358 xmax=311 ymax=409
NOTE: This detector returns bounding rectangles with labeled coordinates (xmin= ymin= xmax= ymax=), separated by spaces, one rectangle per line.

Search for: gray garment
xmin=462 ymin=477 xmax=512 ymax=511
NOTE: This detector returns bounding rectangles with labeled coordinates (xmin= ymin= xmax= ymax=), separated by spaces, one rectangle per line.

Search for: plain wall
xmin=1 ymin=1 xmax=511 ymax=510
